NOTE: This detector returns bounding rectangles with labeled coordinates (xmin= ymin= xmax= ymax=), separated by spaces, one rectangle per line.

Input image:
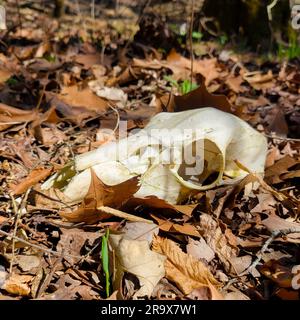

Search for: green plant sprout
xmin=278 ymin=33 xmax=300 ymax=60
xmin=101 ymin=228 xmax=110 ymax=298
xmin=164 ymin=75 xmax=198 ymax=94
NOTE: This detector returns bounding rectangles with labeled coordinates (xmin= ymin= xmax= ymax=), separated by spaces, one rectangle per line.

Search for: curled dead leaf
xmin=199 ymin=214 xmax=239 ymax=273
xmin=152 ymin=236 xmax=223 ymax=299
xmin=60 ymin=170 xmax=140 ymax=224
xmin=151 ymin=214 xmax=200 ymax=237
xmin=110 ymin=234 xmax=166 ymax=298
xmin=11 ymin=167 xmax=52 ymax=195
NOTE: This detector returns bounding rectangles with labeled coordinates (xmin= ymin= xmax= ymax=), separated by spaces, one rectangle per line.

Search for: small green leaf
xmin=101 ymin=228 xmax=110 ymax=298
xmin=5 ymin=77 xmax=18 ymax=86
xmin=180 ymin=80 xmax=198 ymax=94
xmin=44 ymin=54 xmax=56 ymax=62
xmin=192 ymin=31 xmax=203 ymax=40
xmin=219 ymin=34 xmax=228 ymax=45
xmin=163 ymin=75 xmax=179 ymax=88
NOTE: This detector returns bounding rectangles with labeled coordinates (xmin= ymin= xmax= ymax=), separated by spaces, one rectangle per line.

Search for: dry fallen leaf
xmin=152 ymin=236 xmax=223 ymax=299
xmin=15 ymin=255 xmax=41 ymax=272
xmin=11 ymin=167 xmax=52 ymax=195
xmin=186 ymin=237 xmax=215 ymax=263
xmin=121 ymin=221 xmax=159 ymax=244
xmin=33 ymin=125 xmax=66 ymax=146
xmin=261 ymin=215 xmax=300 ymax=242
xmin=58 ymin=85 xmax=108 ymax=112
xmin=225 ymin=75 xmax=245 ymax=93
xmin=243 ymin=70 xmax=274 ymax=90
xmin=259 ymin=260 xmax=296 ymax=288
xmin=151 ymin=214 xmax=201 ymax=238
xmin=0 ymin=103 xmax=38 ymax=132
xmin=165 ymin=76 xmax=232 ymax=113
xmin=165 ymin=49 xmax=219 ymax=86
xmin=265 ymin=155 xmax=299 ymax=184
xmin=89 ymin=81 xmax=127 ymax=108
xmin=1 ymin=274 xmax=33 ymax=297
xmin=39 ymin=274 xmax=99 ymax=300
xmin=0 ymin=67 xmax=12 ymax=84
xmin=60 ymin=169 xmax=139 ymax=224
xmin=230 ymin=255 xmax=253 ymax=275
xmin=110 ymin=233 xmax=166 ymax=298
xmin=57 ymin=228 xmax=100 ymax=265
xmin=199 ymin=214 xmax=239 ymax=273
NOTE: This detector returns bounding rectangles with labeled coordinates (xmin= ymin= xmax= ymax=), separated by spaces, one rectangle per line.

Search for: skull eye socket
xmin=176 ymin=139 xmax=223 ymax=187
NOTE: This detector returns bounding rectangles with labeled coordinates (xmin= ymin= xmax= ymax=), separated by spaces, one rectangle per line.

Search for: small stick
xmin=0 ymin=229 xmax=94 ymax=262
xmin=267 ymin=0 xmax=279 ymax=21
xmin=75 ymin=0 xmax=87 ymax=34
xmin=15 ymin=0 xmax=22 ymax=30
xmin=240 ymin=228 xmax=300 ymax=276
xmin=189 ymin=0 xmax=195 ymax=90
xmin=123 ymin=0 xmax=153 ymax=51
xmin=108 ymin=103 xmax=120 ymax=133
xmin=91 ymin=0 xmax=95 ymax=20
xmin=264 ymin=133 xmax=300 ymax=142
xmin=9 ymin=191 xmax=29 ymax=274
xmin=36 ymin=256 xmax=63 ymax=298
xmin=98 ymin=206 xmax=153 ymax=224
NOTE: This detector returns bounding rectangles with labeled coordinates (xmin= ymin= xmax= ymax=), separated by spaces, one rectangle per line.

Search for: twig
xmin=108 ymin=103 xmax=120 ymax=133
xmin=100 ymin=44 xmax=106 ymax=66
xmin=123 ymin=0 xmax=153 ymax=51
xmin=15 ymin=0 xmax=22 ymax=30
xmin=0 ymin=229 xmax=94 ymax=262
xmin=9 ymin=191 xmax=29 ymax=274
xmin=91 ymin=0 xmax=95 ymax=20
xmin=36 ymin=84 xmax=46 ymax=111
xmin=267 ymin=0 xmax=279 ymax=21
xmin=240 ymin=228 xmax=300 ymax=276
xmin=98 ymin=206 xmax=153 ymax=224
xmin=78 ymin=235 xmax=103 ymax=264
xmin=264 ymin=133 xmax=300 ymax=142
xmin=222 ymin=277 xmax=239 ymax=291
xmin=75 ymin=0 xmax=87 ymax=34
xmin=36 ymin=256 xmax=63 ymax=298
xmin=267 ymin=0 xmax=279 ymax=51
xmin=189 ymin=0 xmax=195 ymax=90
xmin=33 ymin=189 xmax=73 ymax=210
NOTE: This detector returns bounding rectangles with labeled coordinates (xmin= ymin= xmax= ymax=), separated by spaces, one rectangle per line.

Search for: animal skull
xmin=42 ymin=108 xmax=267 ymax=204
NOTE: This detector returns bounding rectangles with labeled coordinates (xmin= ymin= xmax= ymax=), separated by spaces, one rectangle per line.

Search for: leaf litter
xmin=0 ymin=0 xmax=300 ymax=301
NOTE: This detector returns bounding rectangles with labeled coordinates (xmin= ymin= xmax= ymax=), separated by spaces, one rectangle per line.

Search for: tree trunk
xmin=202 ymin=0 xmax=292 ymax=51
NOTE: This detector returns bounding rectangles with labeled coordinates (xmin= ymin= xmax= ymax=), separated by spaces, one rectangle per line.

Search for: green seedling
xmin=5 ymin=77 xmax=18 ymax=86
xmin=101 ymin=228 xmax=110 ymax=298
xmin=192 ymin=31 xmax=203 ymax=40
xmin=44 ymin=53 xmax=56 ymax=62
xmin=278 ymin=39 xmax=300 ymax=60
xmin=180 ymin=79 xmax=198 ymax=94
xmin=219 ymin=34 xmax=228 ymax=46
xmin=164 ymin=76 xmax=198 ymax=95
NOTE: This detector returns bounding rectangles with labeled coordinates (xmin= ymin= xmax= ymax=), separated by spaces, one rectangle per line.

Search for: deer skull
xmin=42 ymin=108 xmax=267 ymax=204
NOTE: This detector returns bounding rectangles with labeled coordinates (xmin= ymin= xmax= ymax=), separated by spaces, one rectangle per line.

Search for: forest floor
xmin=0 ymin=1 xmax=300 ymax=300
